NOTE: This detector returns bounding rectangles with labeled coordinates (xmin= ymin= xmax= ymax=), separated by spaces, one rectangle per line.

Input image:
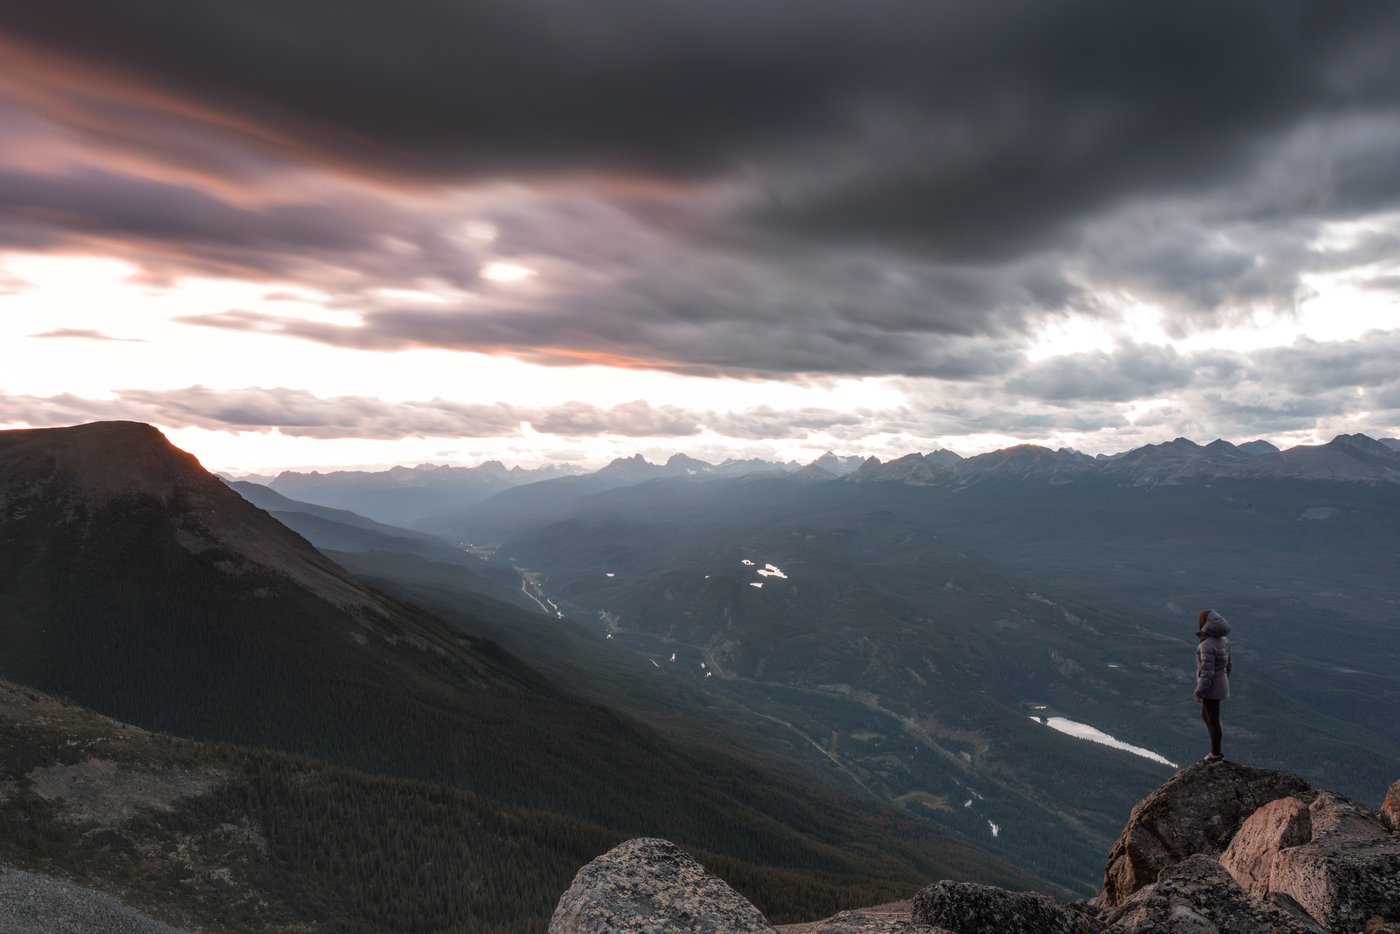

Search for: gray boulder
xmin=1101 ymin=761 xmax=1313 ymax=907
xmin=1266 ymin=792 xmax=1400 ymax=933
xmin=1102 ymin=854 xmax=1323 ymax=934
xmin=548 ymin=837 xmax=775 ymax=933
xmin=911 ymin=881 xmax=1099 ymax=934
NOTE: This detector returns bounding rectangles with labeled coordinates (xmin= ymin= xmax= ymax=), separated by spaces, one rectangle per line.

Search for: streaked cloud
xmin=0 ymin=387 xmax=855 ymax=442
xmin=30 ymin=328 xmax=143 ymax=342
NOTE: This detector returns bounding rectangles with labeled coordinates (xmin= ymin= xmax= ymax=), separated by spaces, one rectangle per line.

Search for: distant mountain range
xmin=852 ymin=434 xmax=1400 ymax=486
xmin=256 ymin=459 xmax=584 ymax=524
xmin=240 ymin=435 xmax=1400 ymax=528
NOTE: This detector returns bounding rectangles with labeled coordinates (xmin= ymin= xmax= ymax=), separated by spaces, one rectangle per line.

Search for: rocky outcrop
xmin=550 ymin=770 xmax=1400 ymax=933
xmin=1101 ymin=761 xmax=1313 ymax=907
xmin=911 ymin=881 xmax=1098 ymax=934
xmin=548 ymin=838 xmax=774 ymax=933
xmin=1221 ymin=796 xmax=1312 ymax=897
xmin=1381 ymin=781 xmax=1400 ymax=834
xmin=1265 ymin=793 xmax=1400 ymax=933
xmin=1102 ymin=854 xmax=1324 ymax=933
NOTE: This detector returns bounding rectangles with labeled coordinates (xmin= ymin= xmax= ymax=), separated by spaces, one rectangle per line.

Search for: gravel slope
xmin=0 ymin=865 xmax=191 ymax=934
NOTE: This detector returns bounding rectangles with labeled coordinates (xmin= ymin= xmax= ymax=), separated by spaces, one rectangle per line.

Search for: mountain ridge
xmin=850 ymin=433 xmax=1400 ymax=487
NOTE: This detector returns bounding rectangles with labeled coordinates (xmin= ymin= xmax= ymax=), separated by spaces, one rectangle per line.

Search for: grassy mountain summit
xmin=0 ymin=421 xmax=1049 ymax=928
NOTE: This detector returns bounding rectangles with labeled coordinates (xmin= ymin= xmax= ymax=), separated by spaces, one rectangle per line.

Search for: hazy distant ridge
xmin=850 ymin=434 xmax=1400 ymax=486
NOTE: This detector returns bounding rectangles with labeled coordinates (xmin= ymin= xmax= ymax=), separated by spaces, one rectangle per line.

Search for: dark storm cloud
xmin=1006 ymin=344 xmax=1194 ymax=403
xmin=5 ymin=0 xmax=1400 ymax=404
xmin=1078 ymin=220 xmax=1313 ymax=321
xmin=177 ymin=299 xmax=1026 ymax=380
xmin=946 ymin=333 xmax=1400 ymax=442
xmin=169 ymin=189 xmax=1053 ymax=379
xmin=0 ymin=160 xmax=491 ymax=285
xmin=999 ymin=335 xmax=1400 ymax=412
xmin=5 ymin=1 xmax=1400 ymax=249
xmin=0 ymin=167 xmax=357 ymax=253
xmin=1251 ymin=332 xmax=1400 ymax=396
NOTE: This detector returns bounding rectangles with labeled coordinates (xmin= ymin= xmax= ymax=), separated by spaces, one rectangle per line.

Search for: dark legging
xmin=1200 ymin=698 xmax=1223 ymax=757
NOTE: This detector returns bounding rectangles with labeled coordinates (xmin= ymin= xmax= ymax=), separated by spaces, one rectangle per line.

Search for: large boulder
xmin=1220 ymin=796 xmax=1312 ymax=897
xmin=1102 ymin=854 xmax=1324 ymax=934
xmin=1381 ymin=780 xmax=1400 ymax=834
xmin=911 ymin=881 xmax=1099 ymax=934
xmin=548 ymin=837 xmax=775 ymax=933
xmin=1101 ymin=761 xmax=1313 ymax=907
xmin=1265 ymin=792 xmax=1400 ymax=933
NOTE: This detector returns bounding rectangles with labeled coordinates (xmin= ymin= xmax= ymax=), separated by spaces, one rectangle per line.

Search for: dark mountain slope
xmin=1 ymin=677 xmax=1031 ymax=933
xmin=415 ymin=472 xmax=645 ymax=540
xmin=0 ymin=423 xmax=663 ymax=823
xmin=0 ymin=422 xmax=1052 ymax=911
xmin=228 ymin=479 xmax=448 ymax=543
xmin=227 ymin=479 xmax=535 ymax=611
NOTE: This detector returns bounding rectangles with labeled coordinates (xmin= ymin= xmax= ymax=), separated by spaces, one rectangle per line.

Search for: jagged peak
xmin=925 ymin=448 xmax=964 ymax=464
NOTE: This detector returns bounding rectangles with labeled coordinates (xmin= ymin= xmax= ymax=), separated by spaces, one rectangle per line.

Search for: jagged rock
xmin=548 ymin=837 xmax=775 ymax=933
xmin=1379 ymin=780 xmax=1399 ymax=834
xmin=1101 ymin=761 xmax=1313 ymax=907
xmin=1102 ymin=854 xmax=1323 ymax=933
xmin=1221 ymin=796 xmax=1312 ymax=897
xmin=911 ymin=881 xmax=1098 ymax=934
xmin=776 ymin=900 xmax=946 ymax=933
xmin=1310 ymin=792 xmax=1393 ymax=842
xmin=1266 ymin=792 xmax=1400 ymax=933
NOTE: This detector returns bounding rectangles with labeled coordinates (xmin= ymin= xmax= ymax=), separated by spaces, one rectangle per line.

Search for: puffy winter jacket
xmin=1195 ymin=610 xmax=1232 ymax=700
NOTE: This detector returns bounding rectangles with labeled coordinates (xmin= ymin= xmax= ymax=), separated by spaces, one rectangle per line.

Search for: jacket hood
xmin=1199 ymin=609 xmax=1230 ymax=639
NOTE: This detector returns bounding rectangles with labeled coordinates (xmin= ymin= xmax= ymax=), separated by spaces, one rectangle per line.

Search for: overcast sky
xmin=2 ymin=0 xmax=1399 ymax=472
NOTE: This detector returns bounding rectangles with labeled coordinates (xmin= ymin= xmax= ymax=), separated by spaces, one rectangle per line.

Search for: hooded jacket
xmin=1195 ymin=610 xmax=1232 ymax=700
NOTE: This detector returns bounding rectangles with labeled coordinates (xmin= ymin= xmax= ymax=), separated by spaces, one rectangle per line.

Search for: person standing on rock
xmin=1195 ymin=609 xmax=1231 ymax=762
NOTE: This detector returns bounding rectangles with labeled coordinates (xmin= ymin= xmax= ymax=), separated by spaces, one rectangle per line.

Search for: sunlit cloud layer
xmin=2 ymin=1 xmax=1398 ymax=469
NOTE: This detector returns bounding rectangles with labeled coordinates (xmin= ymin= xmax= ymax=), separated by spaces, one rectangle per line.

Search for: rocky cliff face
xmin=549 ymin=764 xmax=1400 ymax=933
